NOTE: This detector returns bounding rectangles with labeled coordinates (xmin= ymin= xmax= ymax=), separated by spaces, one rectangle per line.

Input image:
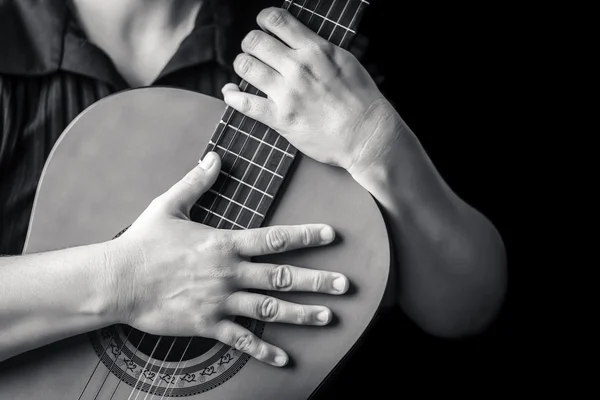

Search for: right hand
xmin=107 ymin=151 xmax=348 ymax=367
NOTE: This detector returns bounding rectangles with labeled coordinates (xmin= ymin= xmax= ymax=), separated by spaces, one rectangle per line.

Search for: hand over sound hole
xmin=105 ymin=154 xmax=349 ymax=367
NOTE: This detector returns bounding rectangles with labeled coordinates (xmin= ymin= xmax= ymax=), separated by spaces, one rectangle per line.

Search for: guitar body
xmin=0 ymin=87 xmax=390 ymax=399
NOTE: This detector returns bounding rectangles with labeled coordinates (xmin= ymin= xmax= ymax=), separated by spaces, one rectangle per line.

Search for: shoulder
xmin=0 ymin=0 xmax=68 ymax=75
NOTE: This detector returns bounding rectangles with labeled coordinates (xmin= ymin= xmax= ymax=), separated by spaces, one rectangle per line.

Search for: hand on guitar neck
xmin=0 ymin=152 xmax=349 ymax=365
xmin=222 ymin=7 xmax=507 ymax=337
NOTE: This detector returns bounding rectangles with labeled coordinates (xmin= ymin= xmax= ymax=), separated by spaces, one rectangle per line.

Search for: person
xmin=0 ymin=0 xmax=508 ymax=394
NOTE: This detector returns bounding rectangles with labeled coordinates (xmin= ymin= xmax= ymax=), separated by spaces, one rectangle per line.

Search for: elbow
xmin=404 ymin=224 xmax=508 ymax=340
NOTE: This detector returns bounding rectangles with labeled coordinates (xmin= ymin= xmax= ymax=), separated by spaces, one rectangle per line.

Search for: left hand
xmin=221 ymin=7 xmax=401 ymax=176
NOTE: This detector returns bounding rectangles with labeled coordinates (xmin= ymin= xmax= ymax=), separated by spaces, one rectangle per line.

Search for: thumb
xmin=160 ymin=151 xmax=221 ymax=215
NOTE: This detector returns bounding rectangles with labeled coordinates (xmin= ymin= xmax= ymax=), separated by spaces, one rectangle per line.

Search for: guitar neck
xmin=192 ymin=0 xmax=370 ymax=230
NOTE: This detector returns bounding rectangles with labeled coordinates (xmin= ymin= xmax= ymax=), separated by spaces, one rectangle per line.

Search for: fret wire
xmin=208 ymin=189 xmax=265 ymax=217
xmin=216 ymin=118 xmax=263 ymax=229
xmin=340 ymin=0 xmax=367 ymax=48
xmin=209 ymin=141 xmax=283 ymax=178
xmin=248 ymin=0 xmax=352 ymax=229
xmin=198 ymin=80 xmax=252 ymax=227
xmin=197 ymin=0 xmax=368 ymax=230
xmin=168 ymin=1 xmax=372 ymax=389
xmin=219 ymin=121 xmax=294 ymax=158
xmin=219 ymin=171 xmax=273 ymax=198
xmin=194 ymin=204 xmax=246 ymax=229
xmin=237 ymin=0 xmax=310 ymax=229
xmin=221 ymin=120 xmax=277 ymax=226
xmin=285 ymin=2 xmax=356 ymax=34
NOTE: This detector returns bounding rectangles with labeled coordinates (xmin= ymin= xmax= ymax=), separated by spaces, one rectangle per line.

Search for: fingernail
xmin=320 ymin=226 xmax=335 ymax=243
xmin=333 ymin=275 xmax=347 ymax=292
xmin=199 ymin=152 xmax=216 ymax=170
xmin=316 ymin=309 xmax=330 ymax=323
xmin=274 ymin=354 xmax=288 ymax=366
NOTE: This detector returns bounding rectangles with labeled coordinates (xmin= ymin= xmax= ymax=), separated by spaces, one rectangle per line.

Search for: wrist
xmin=101 ymin=238 xmax=138 ymax=325
xmin=349 ymin=118 xmax=457 ymax=215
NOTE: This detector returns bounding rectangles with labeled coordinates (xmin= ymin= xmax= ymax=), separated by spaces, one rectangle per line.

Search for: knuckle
xmin=280 ymin=109 xmax=299 ymax=126
xmin=312 ymin=273 xmax=323 ymax=292
xmin=234 ymin=333 xmax=254 ymax=352
xmin=265 ymin=227 xmax=288 ymax=252
xmin=243 ymin=30 xmax=261 ymax=49
xmin=265 ymin=7 xmax=287 ymax=27
xmin=149 ymin=193 xmax=169 ymax=209
xmin=302 ymin=227 xmax=313 ymax=246
xmin=272 ymin=265 xmax=293 ymax=290
xmin=205 ymin=234 xmax=234 ymax=255
xmin=256 ymin=343 xmax=268 ymax=361
xmin=312 ymin=41 xmax=333 ymax=57
xmin=240 ymin=96 xmax=253 ymax=112
xmin=296 ymin=306 xmax=307 ymax=324
xmin=294 ymin=61 xmax=314 ymax=79
xmin=193 ymin=315 xmax=210 ymax=335
xmin=258 ymin=297 xmax=279 ymax=320
xmin=235 ymin=54 xmax=252 ymax=74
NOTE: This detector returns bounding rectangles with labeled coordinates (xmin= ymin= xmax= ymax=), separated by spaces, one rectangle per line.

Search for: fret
xmin=219 ymin=171 xmax=273 ymax=199
xmin=209 ymin=141 xmax=284 ymax=179
xmin=193 ymin=0 xmax=370 ymax=230
xmin=286 ymin=2 xmax=356 ymax=34
xmin=220 ymin=106 xmax=293 ymax=153
xmin=192 ymin=205 xmax=246 ymax=229
xmin=213 ymin=160 xmax=282 ymax=198
xmin=219 ymin=121 xmax=294 ymax=158
xmin=208 ymin=189 xmax=264 ymax=218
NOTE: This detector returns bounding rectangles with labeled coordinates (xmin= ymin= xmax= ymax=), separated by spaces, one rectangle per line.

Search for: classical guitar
xmin=0 ymin=0 xmax=390 ymax=399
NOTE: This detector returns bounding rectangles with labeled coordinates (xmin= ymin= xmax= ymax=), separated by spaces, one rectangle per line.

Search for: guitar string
xmin=339 ymin=0 xmax=364 ymax=48
xmin=246 ymin=0 xmax=335 ymax=229
xmin=119 ymin=46 xmax=257 ymax=400
xmin=153 ymin=1 xmax=306 ymax=397
xmin=237 ymin=0 xmax=322 ymax=230
xmin=127 ymin=333 xmax=166 ymax=400
xmin=106 ymin=330 xmax=149 ymax=400
xmin=77 ymin=329 xmax=121 ymax=399
xmin=165 ymin=0 xmax=362 ymax=390
xmin=83 ymin=1 xmax=360 ymax=397
xmin=216 ymin=0 xmax=322 ymax=230
xmin=140 ymin=338 xmax=178 ymax=400
xmin=121 ymin=0 xmax=360 ymax=398
xmin=141 ymin=76 xmax=262 ymax=400
xmin=91 ymin=327 xmax=135 ymax=400
xmin=152 ymin=1 xmax=311 ymax=398
xmin=246 ymin=0 xmax=362 ymax=229
xmin=161 ymin=0 xmax=359 ymax=391
xmin=212 ymin=111 xmax=264 ymax=229
xmin=118 ymin=80 xmax=257 ymax=400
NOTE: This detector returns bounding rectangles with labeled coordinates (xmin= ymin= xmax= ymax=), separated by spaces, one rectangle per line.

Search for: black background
xmin=312 ymin=1 xmax=527 ymax=397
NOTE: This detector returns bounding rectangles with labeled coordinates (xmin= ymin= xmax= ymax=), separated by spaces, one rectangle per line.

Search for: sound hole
xmin=121 ymin=325 xmax=217 ymax=362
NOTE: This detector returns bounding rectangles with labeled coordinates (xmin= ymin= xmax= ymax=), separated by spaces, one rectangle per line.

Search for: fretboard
xmin=191 ymin=0 xmax=370 ymax=230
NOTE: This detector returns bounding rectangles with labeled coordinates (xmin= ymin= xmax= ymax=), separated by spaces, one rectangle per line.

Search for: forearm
xmin=351 ymin=116 xmax=507 ymax=338
xmin=0 ymin=242 xmax=120 ymax=362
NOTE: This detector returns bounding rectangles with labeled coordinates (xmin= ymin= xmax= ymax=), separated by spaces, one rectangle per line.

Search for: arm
xmin=0 ymin=242 xmax=117 ymax=362
xmin=349 ymin=113 xmax=507 ymax=337
xmin=219 ymin=7 xmax=508 ymax=338
xmin=0 ymin=153 xmax=349 ymax=363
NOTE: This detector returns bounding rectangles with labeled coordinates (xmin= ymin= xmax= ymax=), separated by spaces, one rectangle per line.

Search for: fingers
xmin=241 ymin=29 xmax=293 ymax=73
xmin=224 ymin=292 xmax=333 ymax=326
xmin=213 ymin=319 xmax=288 ymax=367
xmin=256 ymin=7 xmax=327 ymax=50
xmin=222 ymin=85 xmax=278 ymax=127
xmin=231 ymin=224 xmax=336 ymax=257
xmin=157 ymin=152 xmax=221 ymax=215
xmin=235 ymin=261 xmax=349 ymax=294
xmin=233 ymin=52 xmax=284 ymax=98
